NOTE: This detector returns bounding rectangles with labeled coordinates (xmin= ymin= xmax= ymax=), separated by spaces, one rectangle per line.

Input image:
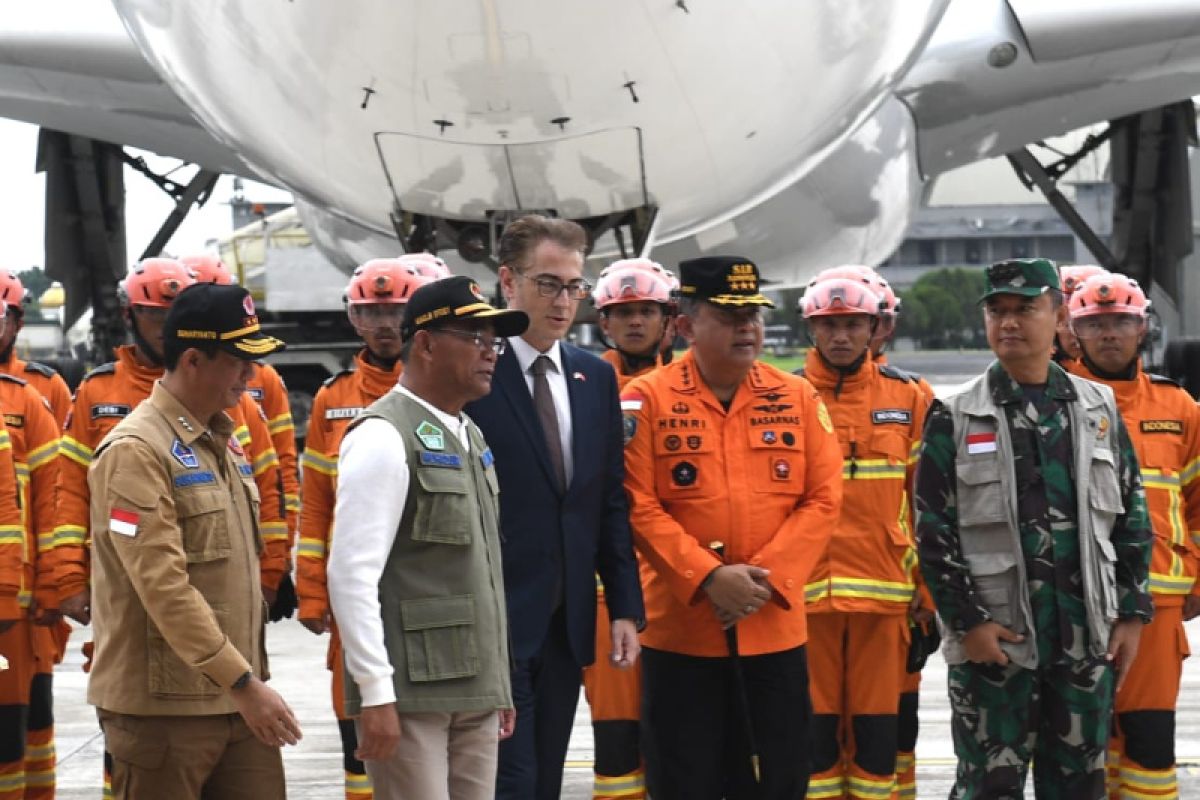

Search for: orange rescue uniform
xmin=801 ymin=351 xmax=928 ymax=800
xmin=0 ymin=408 xmax=42 ymax=800
xmin=296 ymin=350 xmax=398 ymax=800
xmin=623 ymin=351 xmax=842 ymax=657
xmin=247 ymin=362 xmax=299 ymax=542
xmin=53 ymin=345 xmax=287 ymax=600
xmin=1068 ymin=359 xmax=1200 ymax=800
xmin=0 ymin=357 xmax=70 ymax=431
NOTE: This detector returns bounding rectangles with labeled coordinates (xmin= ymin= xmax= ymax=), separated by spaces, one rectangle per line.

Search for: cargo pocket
xmin=1089 ymin=448 xmax=1125 ymax=530
xmin=411 ymin=468 xmax=471 ymax=545
xmin=1095 ymin=536 xmax=1119 ymax=618
xmin=401 ymin=594 xmax=479 ymax=682
xmin=965 ymin=551 xmax=1022 ymax=632
xmin=100 ymin=713 xmax=169 ymax=770
xmin=175 ymin=489 xmax=231 ymax=562
xmin=957 ymin=460 xmax=1009 ymax=554
xmin=147 ymin=603 xmax=226 ymax=699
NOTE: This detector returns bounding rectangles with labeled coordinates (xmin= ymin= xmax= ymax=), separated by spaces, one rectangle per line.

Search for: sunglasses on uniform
xmin=516 ymin=273 xmax=592 ymax=300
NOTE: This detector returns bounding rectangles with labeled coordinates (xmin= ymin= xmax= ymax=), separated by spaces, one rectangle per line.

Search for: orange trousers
xmin=328 ymin=624 xmax=373 ymax=799
xmin=581 ymin=593 xmax=645 ymax=800
xmin=894 ymin=670 xmax=920 ymax=800
xmin=0 ymin=619 xmax=40 ymax=800
xmin=1108 ymin=603 xmax=1187 ymax=800
xmin=807 ymin=611 xmax=908 ymax=800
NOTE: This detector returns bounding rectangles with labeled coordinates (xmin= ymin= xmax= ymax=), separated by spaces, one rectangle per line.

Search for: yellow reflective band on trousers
xmin=593 ymin=768 xmax=647 ymax=799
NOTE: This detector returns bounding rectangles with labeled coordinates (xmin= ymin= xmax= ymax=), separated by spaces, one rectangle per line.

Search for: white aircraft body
xmin=3 ymin=1 xmax=1200 ymax=284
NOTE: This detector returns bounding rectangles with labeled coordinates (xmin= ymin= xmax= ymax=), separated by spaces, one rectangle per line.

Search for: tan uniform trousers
xmin=98 ymin=709 xmax=284 ymax=800
xmin=359 ymin=710 xmax=499 ymax=800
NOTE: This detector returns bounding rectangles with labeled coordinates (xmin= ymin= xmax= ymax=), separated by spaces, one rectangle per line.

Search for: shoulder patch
xmin=23 ymin=361 xmax=56 ymax=378
xmin=322 ymin=368 xmax=355 ymax=388
xmin=83 ymin=362 xmax=117 ymax=381
xmin=1148 ymin=373 xmax=1182 ymax=387
xmin=878 ymin=364 xmax=917 ymax=383
xmin=0 ymin=373 xmax=26 ymax=387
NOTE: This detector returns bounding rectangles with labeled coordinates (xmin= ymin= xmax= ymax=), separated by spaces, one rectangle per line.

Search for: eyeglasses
xmin=132 ymin=305 xmax=170 ymax=322
xmin=516 ymin=273 xmax=592 ymax=300
xmin=430 ymin=328 xmax=507 ymax=355
xmin=1072 ymin=315 xmax=1143 ymax=338
xmin=348 ymin=303 xmax=404 ymax=331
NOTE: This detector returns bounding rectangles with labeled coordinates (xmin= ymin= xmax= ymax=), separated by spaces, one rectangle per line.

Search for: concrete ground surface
xmin=46 ymin=619 xmax=1200 ymax=798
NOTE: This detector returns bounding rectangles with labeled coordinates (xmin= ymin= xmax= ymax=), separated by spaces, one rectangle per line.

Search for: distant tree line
xmin=893 ymin=267 xmax=989 ymax=350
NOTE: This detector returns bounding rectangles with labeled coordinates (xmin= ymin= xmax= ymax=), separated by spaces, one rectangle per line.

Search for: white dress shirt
xmin=326 ymin=385 xmax=471 ymax=707
xmin=507 ymin=335 xmax=574 ymax=486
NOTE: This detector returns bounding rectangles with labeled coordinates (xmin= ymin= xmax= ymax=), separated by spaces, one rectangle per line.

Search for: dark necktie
xmin=531 ymin=355 xmax=567 ymax=491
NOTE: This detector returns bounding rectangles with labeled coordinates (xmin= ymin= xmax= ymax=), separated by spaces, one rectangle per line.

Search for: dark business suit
xmin=467 ymin=341 xmax=644 ymax=800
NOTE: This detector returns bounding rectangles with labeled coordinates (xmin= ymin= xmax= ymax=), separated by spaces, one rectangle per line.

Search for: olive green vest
xmin=343 ymin=391 xmax=512 ymax=715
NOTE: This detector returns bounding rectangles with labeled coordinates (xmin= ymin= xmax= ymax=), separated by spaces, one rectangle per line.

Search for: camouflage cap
xmin=978 ymin=258 xmax=1062 ymax=303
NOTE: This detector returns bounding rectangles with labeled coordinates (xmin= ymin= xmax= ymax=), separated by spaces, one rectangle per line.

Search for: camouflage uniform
xmin=916 ymin=361 xmax=1152 ymax=799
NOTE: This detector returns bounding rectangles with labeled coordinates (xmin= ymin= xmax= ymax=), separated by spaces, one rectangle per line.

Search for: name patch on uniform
xmin=325 ymin=406 xmax=363 ymax=421
xmin=966 ymin=432 xmax=997 ymax=455
xmin=419 ymin=451 xmax=462 ymax=468
xmin=238 ymin=463 xmax=254 ymax=477
xmin=1142 ymin=419 xmax=1183 ymax=435
xmin=91 ymin=403 xmax=131 ymax=420
xmin=480 ymin=448 xmax=494 ymax=469
xmin=872 ymin=409 xmax=912 ymax=425
xmin=2 ymin=414 xmax=22 ymax=429
xmin=110 ymin=508 xmax=139 ymax=537
xmin=171 ymin=439 xmax=199 ymax=469
xmin=173 ymin=471 xmax=216 ymax=488
xmin=247 ymin=387 xmax=264 ymax=401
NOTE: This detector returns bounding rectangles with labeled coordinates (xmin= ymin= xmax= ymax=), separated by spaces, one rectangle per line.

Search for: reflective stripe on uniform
xmin=301 ymin=448 xmax=338 ymax=477
xmin=267 ymin=413 xmax=295 ymax=435
xmin=59 ymin=435 xmax=93 ymax=467
xmin=828 ymin=576 xmax=914 ymax=604
xmin=296 ymin=538 xmax=327 ymax=560
xmin=26 ymin=439 xmax=58 ymax=471
xmin=53 ymin=525 xmax=86 ymax=547
xmin=842 ymin=458 xmax=906 ymax=480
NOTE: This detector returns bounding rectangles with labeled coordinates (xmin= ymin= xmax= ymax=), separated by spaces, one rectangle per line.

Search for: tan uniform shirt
xmin=87 ymin=382 xmax=266 ymax=716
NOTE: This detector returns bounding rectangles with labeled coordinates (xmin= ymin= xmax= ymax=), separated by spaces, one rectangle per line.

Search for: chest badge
xmin=416 ymin=420 xmax=445 ymax=451
xmin=1096 ymin=416 xmax=1109 ymax=441
xmin=663 ymin=434 xmax=681 ymax=451
xmin=966 ymin=432 xmax=997 ymax=455
xmin=671 ymin=461 xmax=698 ymax=487
xmin=762 ymin=430 xmax=777 ymax=445
xmin=773 ymin=458 xmax=791 ymax=480
xmin=171 ymin=438 xmax=199 ymax=469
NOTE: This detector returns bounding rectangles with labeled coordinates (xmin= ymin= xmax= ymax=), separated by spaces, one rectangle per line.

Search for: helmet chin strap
xmin=129 ymin=313 xmax=164 ymax=368
xmin=364 ymin=347 xmax=400 ymax=371
xmin=1080 ymin=349 xmax=1137 ymax=381
xmin=815 ymin=347 xmax=869 ymax=399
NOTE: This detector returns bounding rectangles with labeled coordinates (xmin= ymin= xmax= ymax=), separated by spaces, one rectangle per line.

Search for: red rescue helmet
xmin=1059 ymin=264 xmax=1106 ymax=298
xmin=119 ymin=258 xmax=196 ymax=308
xmin=180 ymin=253 xmax=235 ymax=285
xmin=397 ymin=253 xmax=452 ymax=281
xmin=1068 ymin=272 xmax=1149 ymax=319
xmin=0 ymin=271 xmax=29 ymax=313
xmin=592 ymin=259 xmax=674 ymax=310
xmin=345 ymin=259 xmax=432 ymax=305
xmin=800 ymin=277 xmax=884 ymax=318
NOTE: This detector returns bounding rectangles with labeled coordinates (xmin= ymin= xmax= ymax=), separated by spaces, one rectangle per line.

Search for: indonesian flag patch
xmin=966 ymin=432 xmax=997 ymax=455
xmin=110 ymin=508 xmax=140 ymax=537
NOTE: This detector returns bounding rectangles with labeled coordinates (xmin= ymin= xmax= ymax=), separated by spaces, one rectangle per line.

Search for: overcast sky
xmin=0 ymin=118 xmax=291 ymax=273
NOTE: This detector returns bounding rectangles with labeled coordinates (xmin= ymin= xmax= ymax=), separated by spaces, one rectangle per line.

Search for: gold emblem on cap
xmin=727 ymin=263 xmax=758 ymax=292
xmin=469 ymin=282 xmax=486 ymax=302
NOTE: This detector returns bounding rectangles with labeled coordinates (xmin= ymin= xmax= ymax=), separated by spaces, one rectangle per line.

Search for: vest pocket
xmin=412 ymin=468 xmax=472 ymax=545
xmin=400 ymin=594 xmax=479 ymax=682
xmin=956 ymin=461 xmax=1006 ymax=525
xmin=175 ymin=489 xmax=232 ymax=562
xmin=964 ymin=551 xmax=1023 ymax=632
xmin=147 ymin=602 xmax=226 ymax=698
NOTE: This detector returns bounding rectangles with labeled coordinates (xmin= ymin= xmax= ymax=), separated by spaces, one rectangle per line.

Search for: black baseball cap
xmin=401 ymin=276 xmax=529 ymax=340
xmin=165 ymin=283 xmax=285 ymax=359
xmin=678 ymin=256 xmax=774 ymax=308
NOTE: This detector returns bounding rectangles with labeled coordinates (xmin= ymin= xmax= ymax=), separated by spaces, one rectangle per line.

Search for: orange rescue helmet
xmin=181 ymin=253 xmax=235 ymax=285
xmin=1068 ymin=272 xmax=1149 ymax=318
xmin=800 ymin=276 xmax=883 ymax=318
xmin=0 ymin=271 xmax=29 ymax=312
xmin=345 ymin=259 xmax=431 ymax=305
xmin=592 ymin=259 xmax=674 ymax=310
xmin=119 ymin=258 xmax=196 ymax=308
xmin=1059 ymin=264 xmax=1107 ymax=298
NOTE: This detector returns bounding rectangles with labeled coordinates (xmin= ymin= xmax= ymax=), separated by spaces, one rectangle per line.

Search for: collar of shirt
xmin=987 ymin=360 xmax=1078 ymax=406
xmin=150 ymin=380 xmax=233 ymax=445
xmin=394 ymin=385 xmax=471 ymax=452
xmin=508 ymin=335 xmax=564 ymax=381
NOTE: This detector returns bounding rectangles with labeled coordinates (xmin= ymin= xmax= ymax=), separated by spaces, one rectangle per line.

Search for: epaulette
xmin=1148 ymin=373 xmax=1182 ymax=387
xmin=878 ymin=364 xmax=918 ymax=383
xmin=22 ymin=361 xmax=57 ymax=379
xmin=793 ymin=368 xmax=806 ymax=378
xmin=322 ymin=368 xmax=355 ymax=388
xmin=82 ymin=362 xmax=117 ymax=381
xmin=0 ymin=373 xmax=27 ymax=386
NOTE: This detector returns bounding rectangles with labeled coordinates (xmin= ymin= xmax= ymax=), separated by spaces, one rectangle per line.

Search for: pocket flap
xmin=871 ymin=430 xmax=910 ymax=461
xmin=965 ymin=551 xmax=1017 ymax=576
xmin=958 ymin=460 xmax=1002 ymax=486
xmin=1096 ymin=536 xmax=1117 ymax=562
xmin=401 ymin=594 xmax=474 ymax=630
xmin=415 ymin=467 xmax=469 ymax=495
xmin=175 ymin=489 xmax=226 ymax=517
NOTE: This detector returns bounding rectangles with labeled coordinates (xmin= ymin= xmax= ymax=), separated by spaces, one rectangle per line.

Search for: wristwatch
xmin=231 ymin=670 xmax=253 ymax=691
